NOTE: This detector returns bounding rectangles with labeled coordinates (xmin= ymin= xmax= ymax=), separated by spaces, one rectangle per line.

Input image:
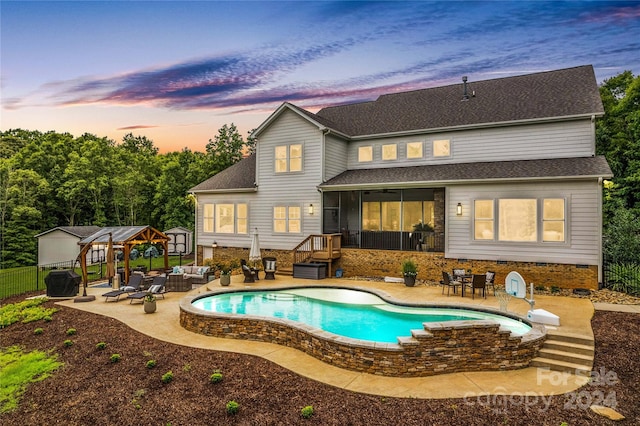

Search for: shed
xmin=164 ymin=226 xmax=193 ymax=255
xmin=35 ymin=226 xmax=103 ymax=266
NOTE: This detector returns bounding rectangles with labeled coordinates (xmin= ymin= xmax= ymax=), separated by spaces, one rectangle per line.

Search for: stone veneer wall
xmin=180 ymin=289 xmax=546 ymax=377
xmin=198 ymin=246 xmax=598 ymax=290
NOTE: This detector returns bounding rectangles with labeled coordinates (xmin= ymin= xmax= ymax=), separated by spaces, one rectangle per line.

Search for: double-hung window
xmin=203 ymin=204 xmax=214 ymax=233
xmin=274 ymin=206 xmax=301 ymax=233
xmin=275 ymin=144 xmax=302 ymax=173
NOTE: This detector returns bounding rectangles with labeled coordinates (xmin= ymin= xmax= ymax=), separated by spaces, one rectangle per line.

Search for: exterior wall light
xmin=456 ymin=203 xmax=462 ymax=216
xmin=308 ymin=204 xmax=314 ymax=215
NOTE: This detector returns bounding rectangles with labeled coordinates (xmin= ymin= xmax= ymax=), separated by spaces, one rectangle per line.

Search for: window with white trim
xmin=407 ymin=142 xmax=423 ymax=159
xmin=433 ymin=139 xmax=450 ymax=157
xmin=203 ymin=204 xmax=214 ymax=233
xmin=382 ymin=144 xmax=397 ymax=160
xmin=236 ymin=203 xmax=248 ymax=234
xmin=499 ymin=199 xmax=537 ymax=241
xmin=275 ymin=144 xmax=302 ymax=173
xmin=543 ymin=199 xmax=565 ymax=242
xmin=215 ymin=204 xmax=235 ymax=233
xmin=474 ymin=200 xmax=494 ymax=240
xmin=274 ymin=206 xmax=301 ymax=233
xmin=358 ymin=146 xmax=373 ymax=162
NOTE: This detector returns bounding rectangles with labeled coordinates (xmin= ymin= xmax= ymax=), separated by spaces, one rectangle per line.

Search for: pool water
xmin=192 ymin=288 xmax=531 ymax=343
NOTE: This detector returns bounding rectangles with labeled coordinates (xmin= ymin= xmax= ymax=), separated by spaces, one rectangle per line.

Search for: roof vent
xmin=462 ymin=76 xmax=469 ymax=101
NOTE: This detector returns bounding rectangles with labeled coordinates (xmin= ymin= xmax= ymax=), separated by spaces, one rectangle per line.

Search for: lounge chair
xmin=464 ymin=274 xmax=487 ymax=299
xmin=127 ymin=275 xmax=167 ymax=304
xmin=102 ymin=274 xmax=144 ymax=302
xmin=441 ymin=271 xmax=461 ymax=296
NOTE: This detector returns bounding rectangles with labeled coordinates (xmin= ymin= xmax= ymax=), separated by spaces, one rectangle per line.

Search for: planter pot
xmin=220 ymin=274 xmax=231 ymax=286
xmin=143 ymin=300 xmax=156 ymax=314
xmin=403 ymin=274 xmax=416 ymax=287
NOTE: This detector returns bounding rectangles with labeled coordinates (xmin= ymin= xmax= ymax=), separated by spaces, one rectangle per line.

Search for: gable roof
xmin=320 ymin=156 xmax=613 ymax=189
xmin=35 ymin=225 xmax=103 ymax=239
xmin=314 ymin=65 xmax=603 ymax=137
xmin=189 ymin=154 xmax=256 ymax=193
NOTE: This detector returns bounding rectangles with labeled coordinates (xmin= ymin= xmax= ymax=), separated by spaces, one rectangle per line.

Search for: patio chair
xmin=240 ymin=259 xmax=257 ymax=283
xmin=102 ymin=274 xmax=144 ymax=302
xmin=485 ymin=271 xmax=496 ymax=295
xmin=464 ymin=274 xmax=487 ymax=299
xmin=441 ymin=271 xmax=461 ymax=296
xmin=452 ymin=268 xmax=467 ymax=281
xmin=262 ymin=257 xmax=277 ymax=280
xmin=127 ymin=275 xmax=167 ymax=304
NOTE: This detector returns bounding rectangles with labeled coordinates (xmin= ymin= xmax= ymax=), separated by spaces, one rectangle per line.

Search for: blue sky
xmin=2 ymin=1 xmax=639 ymax=152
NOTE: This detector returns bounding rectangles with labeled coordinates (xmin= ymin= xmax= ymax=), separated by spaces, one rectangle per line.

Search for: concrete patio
xmin=57 ymin=275 xmax=598 ymax=399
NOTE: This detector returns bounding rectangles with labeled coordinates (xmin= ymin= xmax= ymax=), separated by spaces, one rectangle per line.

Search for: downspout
xmin=591 ymin=115 xmax=596 ymax=156
xmin=597 ymin=177 xmax=603 ymax=287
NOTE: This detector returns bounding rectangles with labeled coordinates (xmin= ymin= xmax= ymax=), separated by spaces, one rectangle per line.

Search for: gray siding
xmin=196 ymin=109 xmax=324 ymax=252
xmin=323 ymin=134 xmax=348 ymax=181
xmin=446 ymin=180 xmax=602 ymax=265
xmin=346 ymin=120 xmax=594 ymax=169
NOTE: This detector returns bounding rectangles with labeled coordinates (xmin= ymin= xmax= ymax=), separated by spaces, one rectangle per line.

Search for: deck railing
xmin=291 ymin=234 xmax=342 ymax=265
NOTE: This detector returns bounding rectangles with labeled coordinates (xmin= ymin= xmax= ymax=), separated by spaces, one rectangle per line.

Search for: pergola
xmin=77 ymin=226 xmax=169 ymax=287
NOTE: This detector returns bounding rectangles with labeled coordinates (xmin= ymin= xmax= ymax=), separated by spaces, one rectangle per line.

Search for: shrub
xmin=146 ymin=360 xmax=157 ymax=369
xmin=301 ymin=405 xmax=314 ymax=419
xmin=33 ymin=328 xmax=43 ymax=335
xmin=401 ymin=259 xmax=418 ymax=276
xmin=43 ymin=316 xmax=53 ymax=322
xmin=210 ymin=370 xmax=223 ymax=383
xmin=161 ymin=371 xmax=173 ymax=384
xmin=607 ymin=262 xmax=640 ymax=296
xmin=535 ymin=285 xmax=546 ymax=292
xmin=96 ymin=342 xmax=107 ymax=350
xmin=63 ymin=340 xmax=73 ymax=347
xmin=0 ymin=299 xmax=57 ymax=328
xmin=226 ymin=400 xmax=239 ymax=415
xmin=110 ymin=354 xmax=121 ymax=363
xmin=551 ymin=286 xmax=561 ymax=294
xmin=66 ymin=328 xmax=76 ymax=336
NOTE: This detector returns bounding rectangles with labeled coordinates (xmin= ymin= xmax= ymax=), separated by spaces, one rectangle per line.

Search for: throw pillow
xmin=148 ymin=284 xmax=161 ymax=293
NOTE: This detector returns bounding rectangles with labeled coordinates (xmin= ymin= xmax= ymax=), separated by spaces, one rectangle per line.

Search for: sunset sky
xmin=2 ymin=1 xmax=639 ymax=153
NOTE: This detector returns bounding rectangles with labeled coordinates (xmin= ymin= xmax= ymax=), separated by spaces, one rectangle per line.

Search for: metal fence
xmin=602 ymin=254 xmax=640 ymax=296
xmin=0 ymin=260 xmax=105 ymax=300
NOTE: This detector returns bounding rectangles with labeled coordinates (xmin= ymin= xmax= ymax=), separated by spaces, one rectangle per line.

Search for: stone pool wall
xmin=180 ymin=292 xmax=547 ymax=377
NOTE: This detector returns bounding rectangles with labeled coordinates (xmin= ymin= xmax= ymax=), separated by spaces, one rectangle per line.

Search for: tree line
xmin=1 ymin=71 xmax=638 ymax=268
xmin=0 ymin=124 xmax=254 ymax=268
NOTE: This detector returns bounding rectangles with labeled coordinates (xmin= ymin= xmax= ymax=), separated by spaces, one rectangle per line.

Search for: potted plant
xmin=143 ymin=292 xmax=157 ymax=313
xmin=412 ymin=222 xmax=435 ymax=251
xmin=217 ymin=260 xmax=239 ymax=286
xmin=401 ymin=259 xmax=418 ymax=287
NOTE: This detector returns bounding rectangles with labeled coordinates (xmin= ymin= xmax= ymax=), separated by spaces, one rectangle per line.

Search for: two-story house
xmin=190 ymin=65 xmax=612 ymax=289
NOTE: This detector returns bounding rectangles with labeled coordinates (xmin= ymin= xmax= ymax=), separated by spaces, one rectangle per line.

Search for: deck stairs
xmin=530 ymin=331 xmax=594 ymax=374
xmin=278 ymin=234 xmax=342 ymax=277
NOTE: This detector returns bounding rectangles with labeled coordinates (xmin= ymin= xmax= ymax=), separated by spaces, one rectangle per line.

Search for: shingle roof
xmin=320 ymin=156 xmax=613 ymax=189
xmin=35 ymin=225 xmax=103 ymax=239
xmin=189 ymin=154 xmax=256 ymax=192
xmin=315 ymin=65 xmax=603 ymax=137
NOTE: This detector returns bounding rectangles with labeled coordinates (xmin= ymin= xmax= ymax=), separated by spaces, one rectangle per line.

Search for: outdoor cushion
xmin=265 ymin=260 xmax=276 ymax=271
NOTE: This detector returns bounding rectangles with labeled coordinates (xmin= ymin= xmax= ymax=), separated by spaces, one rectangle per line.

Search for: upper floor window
xmin=382 ymin=144 xmax=397 ymax=160
xmin=215 ymin=204 xmax=235 ymax=233
xmin=358 ymin=146 xmax=373 ymax=162
xmin=407 ymin=142 xmax=423 ymax=159
xmin=274 ymin=206 xmax=301 ymax=233
xmin=275 ymin=144 xmax=302 ymax=173
xmin=433 ymin=139 xmax=450 ymax=157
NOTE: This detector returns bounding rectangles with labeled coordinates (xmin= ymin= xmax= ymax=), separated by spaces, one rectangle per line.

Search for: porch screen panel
xmin=215 ymin=204 xmax=235 ymax=233
xmin=203 ymin=204 xmax=214 ymax=233
xmin=499 ymin=199 xmax=537 ymax=241
xmin=423 ymin=201 xmax=435 ymax=228
xmin=362 ymin=202 xmax=380 ymax=231
xmin=402 ymin=201 xmax=423 ymax=231
xmin=381 ymin=201 xmax=401 ymax=231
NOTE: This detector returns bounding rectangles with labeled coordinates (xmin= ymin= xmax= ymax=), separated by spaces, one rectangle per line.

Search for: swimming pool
xmin=191 ymin=287 xmax=531 ymax=343
xmin=180 ymin=286 xmax=545 ymax=377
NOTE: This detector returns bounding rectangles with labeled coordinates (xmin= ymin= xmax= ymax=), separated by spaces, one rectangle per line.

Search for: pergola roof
xmin=78 ymin=226 xmax=169 ymax=246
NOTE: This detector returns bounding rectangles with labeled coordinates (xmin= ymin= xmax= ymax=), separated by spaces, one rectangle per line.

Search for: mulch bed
xmin=1 ymin=292 xmax=639 ymax=425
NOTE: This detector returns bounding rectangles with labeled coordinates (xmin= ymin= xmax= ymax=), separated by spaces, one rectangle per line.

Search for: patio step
xmin=276 ymin=267 xmax=293 ymax=276
xmin=530 ymin=331 xmax=594 ymax=373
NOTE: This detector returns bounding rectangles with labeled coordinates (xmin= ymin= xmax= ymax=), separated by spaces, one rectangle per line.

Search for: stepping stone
xmin=590 ymin=405 xmax=625 ymax=420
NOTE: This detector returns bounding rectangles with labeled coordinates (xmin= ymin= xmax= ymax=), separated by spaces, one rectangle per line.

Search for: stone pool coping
xmin=180 ymin=285 xmax=547 ymax=377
